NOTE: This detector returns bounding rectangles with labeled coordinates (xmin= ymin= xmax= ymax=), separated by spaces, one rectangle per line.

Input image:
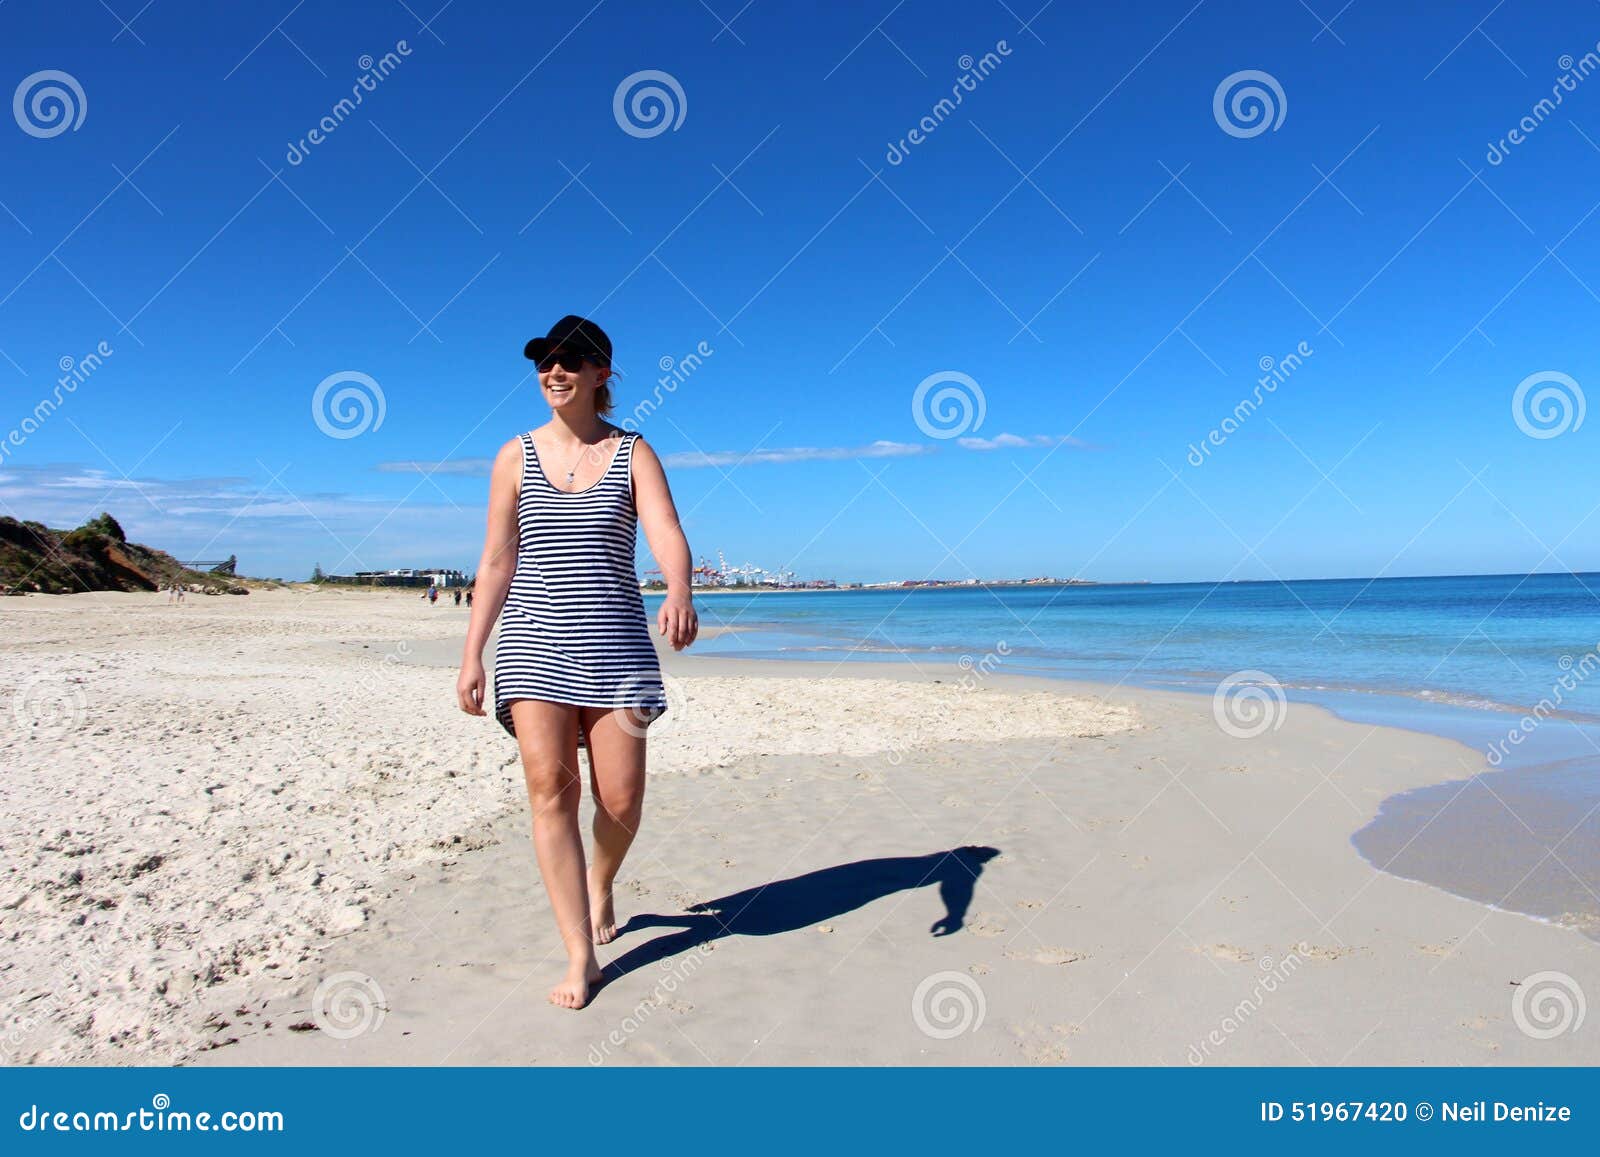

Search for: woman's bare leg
xmin=580 ymin=705 xmax=648 ymax=945
xmin=510 ymin=699 xmax=602 ymax=1008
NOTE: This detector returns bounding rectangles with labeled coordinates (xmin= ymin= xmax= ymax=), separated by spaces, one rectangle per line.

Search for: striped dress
xmin=492 ymin=429 xmax=667 ymax=746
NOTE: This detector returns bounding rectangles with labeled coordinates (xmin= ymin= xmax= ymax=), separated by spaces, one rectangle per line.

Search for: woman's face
xmin=538 ymin=349 xmax=608 ymax=411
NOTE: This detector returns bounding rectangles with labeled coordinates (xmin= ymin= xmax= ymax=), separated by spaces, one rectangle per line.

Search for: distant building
xmin=324 ymin=567 xmax=468 ymax=588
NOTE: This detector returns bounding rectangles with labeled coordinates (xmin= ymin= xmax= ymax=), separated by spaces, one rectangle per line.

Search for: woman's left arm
xmin=632 ymin=434 xmax=699 ymax=650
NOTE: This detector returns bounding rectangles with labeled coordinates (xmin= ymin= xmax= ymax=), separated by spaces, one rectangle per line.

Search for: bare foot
xmin=589 ymin=870 xmax=618 ymax=945
xmin=547 ymin=960 xmax=604 ymax=1010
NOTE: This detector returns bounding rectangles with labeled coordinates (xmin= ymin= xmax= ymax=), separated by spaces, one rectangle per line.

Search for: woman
xmin=457 ymin=314 xmax=698 ymax=1009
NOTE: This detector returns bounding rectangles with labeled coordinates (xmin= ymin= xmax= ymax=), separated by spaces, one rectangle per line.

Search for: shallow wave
xmin=708 ymin=627 xmax=1600 ymax=725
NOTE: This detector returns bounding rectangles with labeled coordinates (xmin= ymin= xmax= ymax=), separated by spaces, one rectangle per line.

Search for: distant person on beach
xmin=456 ymin=313 xmax=698 ymax=1010
xmin=453 ymin=588 xmax=462 ymax=606
xmin=428 ymin=585 xmax=438 ymax=604
xmin=465 ymin=589 xmax=473 ymax=608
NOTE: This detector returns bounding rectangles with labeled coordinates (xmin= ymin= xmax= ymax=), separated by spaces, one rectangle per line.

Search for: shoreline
xmin=679 ymin=621 xmax=1600 ymax=727
xmin=5 ymin=590 xmax=1597 ymax=1066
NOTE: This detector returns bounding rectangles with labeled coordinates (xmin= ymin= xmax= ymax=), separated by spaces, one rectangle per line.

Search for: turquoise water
xmin=651 ymin=574 xmax=1600 ymax=936
xmin=672 ymin=574 xmax=1600 ymax=717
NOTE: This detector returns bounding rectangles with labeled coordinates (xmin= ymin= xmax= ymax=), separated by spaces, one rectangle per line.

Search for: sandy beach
xmin=2 ymin=588 xmax=1595 ymax=1066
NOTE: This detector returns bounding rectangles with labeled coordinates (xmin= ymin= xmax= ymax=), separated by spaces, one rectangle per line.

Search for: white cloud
xmin=0 ymin=463 xmax=476 ymax=580
xmin=662 ymin=439 xmax=932 ymax=468
xmin=375 ymin=458 xmax=494 ymax=476
xmin=378 ymin=433 xmax=1086 ymax=475
xmin=955 ymin=433 xmax=1089 ymax=451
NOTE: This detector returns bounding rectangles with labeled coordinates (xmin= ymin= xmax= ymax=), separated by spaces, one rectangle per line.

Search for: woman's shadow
xmin=603 ymin=845 xmax=1000 ymax=981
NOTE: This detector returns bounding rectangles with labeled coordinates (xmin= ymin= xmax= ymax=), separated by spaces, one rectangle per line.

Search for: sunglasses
xmin=536 ymin=349 xmax=600 ymax=373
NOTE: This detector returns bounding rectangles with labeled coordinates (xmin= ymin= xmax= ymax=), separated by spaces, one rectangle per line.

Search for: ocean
xmin=650 ymin=573 xmax=1600 ymax=938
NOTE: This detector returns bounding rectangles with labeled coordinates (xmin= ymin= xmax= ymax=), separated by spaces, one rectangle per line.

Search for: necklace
xmin=555 ymin=434 xmax=609 ymax=488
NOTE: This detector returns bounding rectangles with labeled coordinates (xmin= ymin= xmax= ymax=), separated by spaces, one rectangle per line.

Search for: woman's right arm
xmin=457 ymin=436 xmax=522 ymax=715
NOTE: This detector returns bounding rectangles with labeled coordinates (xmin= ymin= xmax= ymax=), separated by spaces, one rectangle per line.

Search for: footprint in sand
xmin=1190 ymin=943 xmax=1253 ymax=963
xmin=969 ymin=963 xmax=990 ymax=975
xmin=1296 ymin=943 xmax=1365 ymax=961
xmin=1003 ymin=946 xmax=1089 ymax=966
xmin=1010 ymin=1022 xmax=1074 ymax=1063
xmin=967 ymin=913 xmax=1007 ymax=937
xmin=1021 ymin=1040 xmax=1071 ymax=1063
xmin=1014 ymin=899 xmax=1044 ymax=911
xmin=1416 ymin=941 xmax=1458 ymax=957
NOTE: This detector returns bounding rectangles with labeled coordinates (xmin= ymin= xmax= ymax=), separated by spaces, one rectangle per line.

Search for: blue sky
xmin=2 ymin=0 xmax=1599 ymax=584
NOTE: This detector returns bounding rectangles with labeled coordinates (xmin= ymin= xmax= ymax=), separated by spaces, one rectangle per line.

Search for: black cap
xmin=523 ymin=314 xmax=612 ymax=366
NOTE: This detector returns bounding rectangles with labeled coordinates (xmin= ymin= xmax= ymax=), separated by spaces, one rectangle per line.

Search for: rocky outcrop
xmin=0 ymin=513 xmax=252 ymax=595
